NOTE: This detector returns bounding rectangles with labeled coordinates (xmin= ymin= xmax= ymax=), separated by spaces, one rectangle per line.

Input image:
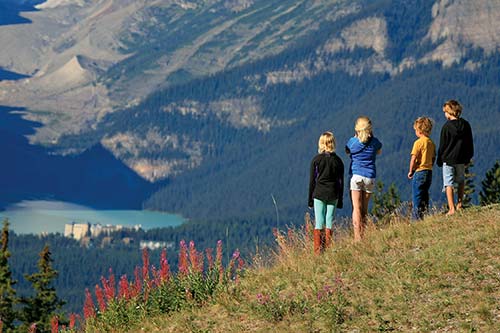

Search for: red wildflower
xmin=83 ymin=288 xmax=96 ymax=319
xmin=131 ymin=266 xmax=142 ymax=298
xmin=206 ymin=248 xmax=214 ymax=270
xmin=151 ymin=265 xmax=160 ymax=287
xmin=216 ymin=240 xmax=224 ymax=283
xmin=189 ymin=240 xmax=198 ymax=272
xmin=118 ymin=275 xmax=130 ymax=300
xmin=100 ymin=268 xmax=116 ymax=302
xmin=160 ymin=248 xmax=170 ymax=283
xmin=95 ymin=285 xmax=106 ymax=312
xmin=50 ymin=316 xmax=59 ymax=333
xmin=69 ymin=313 xmax=77 ymax=329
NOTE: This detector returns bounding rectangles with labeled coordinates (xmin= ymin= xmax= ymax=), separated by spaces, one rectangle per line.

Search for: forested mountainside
xmin=54 ymin=0 xmax=500 ymax=222
xmin=2 ymin=0 xmax=500 ymax=220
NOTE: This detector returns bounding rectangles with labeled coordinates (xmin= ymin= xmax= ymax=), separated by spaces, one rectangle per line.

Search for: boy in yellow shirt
xmin=408 ymin=117 xmax=436 ymax=220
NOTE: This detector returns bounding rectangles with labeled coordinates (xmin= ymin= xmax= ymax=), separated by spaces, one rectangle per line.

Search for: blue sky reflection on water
xmin=0 ymin=200 xmax=184 ymax=234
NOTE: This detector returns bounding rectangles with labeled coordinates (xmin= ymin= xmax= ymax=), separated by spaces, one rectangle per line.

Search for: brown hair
xmin=443 ymin=99 xmax=462 ymax=118
xmin=414 ymin=117 xmax=433 ymax=136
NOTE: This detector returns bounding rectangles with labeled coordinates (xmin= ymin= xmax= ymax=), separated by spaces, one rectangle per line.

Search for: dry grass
xmin=130 ymin=205 xmax=500 ymax=333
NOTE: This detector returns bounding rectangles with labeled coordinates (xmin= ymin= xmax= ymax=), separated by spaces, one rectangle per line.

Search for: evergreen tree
xmin=371 ymin=181 xmax=402 ymax=220
xmin=0 ymin=219 xmax=17 ymax=332
xmin=463 ymin=161 xmax=476 ymax=207
xmin=479 ymin=161 xmax=500 ymax=205
xmin=20 ymin=245 xmax=65 ymax=333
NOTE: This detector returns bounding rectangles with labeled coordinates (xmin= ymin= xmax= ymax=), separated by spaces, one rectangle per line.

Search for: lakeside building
xmin=140 ymin=240 xmax=174 ymax=250
xmin=64 ymin=222 xmax=141 ymax=240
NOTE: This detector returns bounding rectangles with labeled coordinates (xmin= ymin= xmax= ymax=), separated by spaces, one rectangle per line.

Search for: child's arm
xmin=308 ymin=159 xmax=317 ymax=208
xmin=408 ymin=154 xmax=417 ymax=179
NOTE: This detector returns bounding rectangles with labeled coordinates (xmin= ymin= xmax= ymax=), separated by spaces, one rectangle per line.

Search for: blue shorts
xmin=442 ymin=163 xmax=465 ymax=191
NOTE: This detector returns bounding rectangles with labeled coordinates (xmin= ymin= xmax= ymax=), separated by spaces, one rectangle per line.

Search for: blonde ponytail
xmin=355 ymin=116 xmax=373 ymax=143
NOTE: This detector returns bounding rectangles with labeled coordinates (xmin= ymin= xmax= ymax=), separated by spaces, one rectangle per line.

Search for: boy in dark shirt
xmin=437 ymin=100 xmax=474 ymax=215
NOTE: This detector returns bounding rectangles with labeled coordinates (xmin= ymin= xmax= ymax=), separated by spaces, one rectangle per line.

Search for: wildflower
xmin=151 ymin=265 xmax=161 ymax=287
xmin=160 ymin=248 xmax=170 ymax=283
xmin=28 ymin=323 xmax=37 ymax=333
xmin=334 ymin=274 xmax=344 ymax=287
xmin=118 ymin=275 xmax=130 ymax=300
xmin=83 ymin=288 xmax=96 ymax=319
xmin=206 ymin=248 xmax=214 ymax=270
xmin=178 ymin=240 xmax=189 ymax=276
xmin=95 ymin=285 xmax=106 ymax=312
xmin=216 ymin=240 xmax=224 ymax=283
xmin=131 ymin=266 xmax=142 ymax=298
xmin=50 ymin=316 xmax=58 ymax=333
xmin=256 ymin=293 xmax=269 ymax=305
xmin=69 ymin=313 xmax=77 ymax=329
xmin=189 ymin=241 xmax=199 ymax=273
xmin=100 ymin=268 xmax=116 ymax=302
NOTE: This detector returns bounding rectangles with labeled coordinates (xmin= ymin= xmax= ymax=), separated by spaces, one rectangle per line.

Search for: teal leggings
xmin=313 ymin=198 xmax=337 ymax=229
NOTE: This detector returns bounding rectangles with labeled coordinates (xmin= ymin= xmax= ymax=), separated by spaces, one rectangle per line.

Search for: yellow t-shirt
xmin=411 ymin=136 xmax=436 ymax=171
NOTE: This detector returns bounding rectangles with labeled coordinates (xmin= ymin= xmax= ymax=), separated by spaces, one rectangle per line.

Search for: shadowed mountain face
xmin=0 ymin=0 xmax=45 ymax=25
xmin=0 ymin=106 xmax=157 ymax=210
xmin=1 ymin=0 xmax=500 ymax=218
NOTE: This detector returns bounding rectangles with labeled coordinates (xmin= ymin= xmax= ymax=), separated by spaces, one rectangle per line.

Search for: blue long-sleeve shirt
xmin=345 ymin=136 xmax=382 ymax=178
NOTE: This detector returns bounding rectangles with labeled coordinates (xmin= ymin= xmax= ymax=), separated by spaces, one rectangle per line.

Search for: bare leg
xmin=456 ymin=183 xmax=465 ymax=210
xmin=351 ymin=190 xmax=363 ymax=242
xmin=445 ymin=186 xmax=455 ymax=215
xmin=361 ymin=192 xmax=371 ymax=238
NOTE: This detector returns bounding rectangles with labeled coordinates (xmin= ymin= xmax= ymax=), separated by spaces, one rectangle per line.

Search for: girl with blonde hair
xmin=345 ymin=117 xmax=382 ymax=241
xmin=308 ymin=132 xmax=344 ymax=254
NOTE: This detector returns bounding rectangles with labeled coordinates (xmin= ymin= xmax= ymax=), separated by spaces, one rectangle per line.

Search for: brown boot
xmin=313 ymin=229 xmax=321 ymax=255
xmin=325 ymin=228 xmax=333 ymax=248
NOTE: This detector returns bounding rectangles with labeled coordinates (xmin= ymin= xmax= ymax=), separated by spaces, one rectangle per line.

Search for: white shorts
xmin=350 ymin=175 xmax=376 ymax=193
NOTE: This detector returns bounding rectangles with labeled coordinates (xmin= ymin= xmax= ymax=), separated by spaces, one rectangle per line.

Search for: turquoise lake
xmin=0 ymin=200 xmax=184 ymax=234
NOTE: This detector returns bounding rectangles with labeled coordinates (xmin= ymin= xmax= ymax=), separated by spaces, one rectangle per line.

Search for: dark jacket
xmin=308 ymin=152 xmax=344 ymax=208
xmin=437 ymin=118 xmax=474 ymax=167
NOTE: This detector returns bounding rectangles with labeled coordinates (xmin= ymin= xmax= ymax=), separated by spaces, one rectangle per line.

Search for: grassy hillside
xmin=124 ymin=205 xmax=500 ymax=332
